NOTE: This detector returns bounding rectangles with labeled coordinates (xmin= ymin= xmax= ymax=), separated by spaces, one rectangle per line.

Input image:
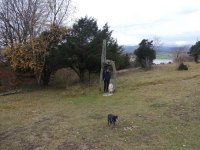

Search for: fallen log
xmin=0 ymin=89 xmax=22 ymax=96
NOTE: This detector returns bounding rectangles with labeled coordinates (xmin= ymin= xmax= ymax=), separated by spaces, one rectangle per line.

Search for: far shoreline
xmin=153 ymin=59 xmax=173 ymax=64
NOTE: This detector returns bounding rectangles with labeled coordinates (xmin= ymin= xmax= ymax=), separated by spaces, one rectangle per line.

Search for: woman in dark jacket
xmin=103 ymin=68 xmax=111 ymax=93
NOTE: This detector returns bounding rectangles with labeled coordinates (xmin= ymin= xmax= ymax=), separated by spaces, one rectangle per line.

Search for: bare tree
xmin=0 ymin=0 xmax=49 ymax=47
xmin=152 ymin=36 xmax=163 ymax=51
xmin=0 ymin=0 xmax=74 ymax=86
xmin=0 ymin=0 xmax=74 ymax=48
xmin=173 ymin=46 xmax=191 ymax=68
xmin=47 ymin=0 xmax=74 ymax=25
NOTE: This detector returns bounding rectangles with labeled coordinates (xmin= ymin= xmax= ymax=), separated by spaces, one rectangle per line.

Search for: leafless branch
xmin=0 ymin=0 xmax=74 ymax=48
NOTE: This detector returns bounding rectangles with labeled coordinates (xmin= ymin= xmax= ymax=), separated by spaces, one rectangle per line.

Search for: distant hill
xmin=121 ymin=45 xmax=138 ymax=53
xmin=122 ymin=44 xmax=191 ymax=53
xmin=157 ymin=45 xmax=191 ymax=52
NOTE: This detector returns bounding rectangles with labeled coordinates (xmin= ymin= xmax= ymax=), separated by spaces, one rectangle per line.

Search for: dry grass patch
xmin=1 ymin=63 xmax=200 ymax=149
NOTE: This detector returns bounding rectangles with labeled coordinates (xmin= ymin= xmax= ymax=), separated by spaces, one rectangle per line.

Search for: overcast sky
xmin=74 ymin=0 xmax=200 ymax=46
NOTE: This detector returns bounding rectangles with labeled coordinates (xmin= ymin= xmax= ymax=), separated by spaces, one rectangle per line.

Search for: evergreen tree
xmin=61 ymin=16 xmax=123 ymax=82
xmin=189 ymin=41 xmax=200 ymax=63
xmin=134 ymin=39 xmax=156 ymax=69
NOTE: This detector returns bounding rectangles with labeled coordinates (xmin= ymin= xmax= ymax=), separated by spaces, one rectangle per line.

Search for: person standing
xmin=103 ymin=68 xmax=111 ymax=93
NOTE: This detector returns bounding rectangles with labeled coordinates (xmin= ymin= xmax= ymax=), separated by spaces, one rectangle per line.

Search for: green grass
xmin=156 ymin=51 xmax=173 ymax=59
xmin=1 ymin=63 xmax=200 ymax=150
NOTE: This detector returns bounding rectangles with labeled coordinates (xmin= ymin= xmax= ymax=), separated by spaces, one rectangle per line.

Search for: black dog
xmin=108 ymin=114 xmax=118 ymax=126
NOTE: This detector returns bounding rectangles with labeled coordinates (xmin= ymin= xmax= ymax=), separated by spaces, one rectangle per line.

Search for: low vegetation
xmin=178 ymin=63 xmax=188 ymax=71
xmin=1 ymin=63 xmax=200 ymax=150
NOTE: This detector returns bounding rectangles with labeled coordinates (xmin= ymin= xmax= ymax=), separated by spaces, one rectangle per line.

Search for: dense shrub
xmin=188 ymin=41 xmax=200 ymax=63
xmin=178 ymin=63 xmax=188 ymax=70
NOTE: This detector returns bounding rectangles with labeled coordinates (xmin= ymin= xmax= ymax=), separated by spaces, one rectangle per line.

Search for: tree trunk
xmin=36 ymin=71 xmax=42 ymax=86
xmin=41 ymin=68 xmax=51 ymax=86
xmin=88 ymin=71 xmax=91 ymax=85
xmin=79 ymin=70 xmax=85 ymax=83
xmin=194 ymin=55 xmax=199 ymax=63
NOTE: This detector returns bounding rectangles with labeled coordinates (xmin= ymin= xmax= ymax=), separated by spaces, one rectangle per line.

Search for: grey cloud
xmin=177 ymin=7 xmax=200 ymax=15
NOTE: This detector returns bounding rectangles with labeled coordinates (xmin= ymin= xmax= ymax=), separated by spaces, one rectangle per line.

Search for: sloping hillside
xmin=1 ymin=63 xmax=200 ymax=150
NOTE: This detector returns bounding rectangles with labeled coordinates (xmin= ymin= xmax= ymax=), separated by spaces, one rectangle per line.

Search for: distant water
xmin=153 ymin=59 xmax=173 ymax=64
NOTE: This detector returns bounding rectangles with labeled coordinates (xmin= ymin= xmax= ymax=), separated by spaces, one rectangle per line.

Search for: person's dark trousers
xmin=104 ymin=80 xmax=110 ymax=93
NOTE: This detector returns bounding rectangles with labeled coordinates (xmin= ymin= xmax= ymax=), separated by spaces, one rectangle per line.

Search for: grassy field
xmin=1 ymin=63 xmax=200 ymax=150
xmin=156 ymin=51 xmax=173 ymax=59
